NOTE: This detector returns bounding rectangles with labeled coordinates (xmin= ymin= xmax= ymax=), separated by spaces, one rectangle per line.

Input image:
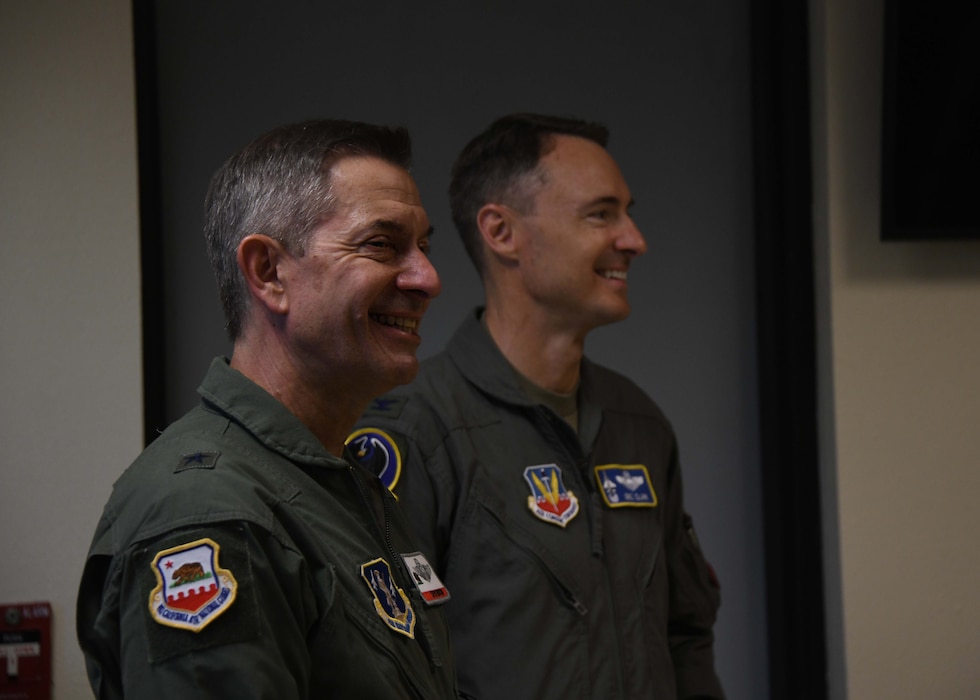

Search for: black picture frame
xmin=881 ymin=1 xmax=980 ymax=241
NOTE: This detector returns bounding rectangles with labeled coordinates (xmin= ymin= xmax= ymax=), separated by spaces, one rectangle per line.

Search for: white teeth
xmin=373 ymin=314 xmax=418 ymax=331
xmin=600 ymin=270 xmax=627 ymax=281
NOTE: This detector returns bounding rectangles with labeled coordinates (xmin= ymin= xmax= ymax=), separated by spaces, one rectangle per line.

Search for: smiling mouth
xmin=371 ymin=314 xmax=420 ymax=335
xmin=599 ymin=269 xmax=628 ymax=281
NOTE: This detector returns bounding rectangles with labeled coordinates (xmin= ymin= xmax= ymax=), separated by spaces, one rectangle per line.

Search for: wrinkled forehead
xmin=325 ymin=155 xmax=430 ymax=231
xmin=327 ymin=155 xmax=421 ymax=203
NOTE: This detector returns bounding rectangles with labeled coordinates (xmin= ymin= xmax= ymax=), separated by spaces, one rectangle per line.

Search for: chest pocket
xmin=455 ymin=465 xmax=590 ymax=616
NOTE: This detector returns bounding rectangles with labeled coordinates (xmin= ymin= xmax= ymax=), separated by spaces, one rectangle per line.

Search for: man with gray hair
xmin=77 ymin=119 xmax=457 ymax=698
xmin=353 ymin=113 xmax=724 ymax=698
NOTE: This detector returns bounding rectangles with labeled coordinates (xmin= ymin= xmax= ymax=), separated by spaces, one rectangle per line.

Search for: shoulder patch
xmin=362 ymin=396 xmax=408 ymax=419
xmin=594 ymin=464 xmax=658 ymax=508
xmin=360 ymin=558 xmax=416 ymax=638
xmin=148 ymin=537 xmax=237 ymax=632
xmin=346 ymin=428 xmax=403 ymax=491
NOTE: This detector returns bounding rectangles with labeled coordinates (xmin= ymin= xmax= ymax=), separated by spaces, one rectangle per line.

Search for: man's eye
xmin=589 ymin=210 xmax=610 ymax=221
xmin=366 ymin=239 xmax=391 ymax=249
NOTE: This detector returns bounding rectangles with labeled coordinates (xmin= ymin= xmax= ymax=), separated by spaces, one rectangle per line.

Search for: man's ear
xmin=476 ymin=203 xmax=519 ymax=263
xmin=237 ymin=234 xmax=289 ymax=315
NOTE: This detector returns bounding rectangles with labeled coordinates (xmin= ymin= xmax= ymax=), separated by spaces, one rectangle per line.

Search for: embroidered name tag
xmin=523 ymin=464 xmax=580 ymax=527
xmin=148 ymin=537 xmax=238 ymax=632
xmin=594 ymin=464 xmax=658 ymax=508
xmin=360 ymin=558 xmax=416 ymax=638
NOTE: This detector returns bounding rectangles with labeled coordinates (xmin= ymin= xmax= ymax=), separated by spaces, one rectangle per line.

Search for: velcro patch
xmin=138 ymin=526 xmax=257 ymax=663
xmin=148 ymin=537 xmax=237 ymax=632
xmin=401 ymin=552 xmax=450 ymax=606
xmin=523 ymin=464 xmax=580 ymax=527
xmin=594 ymin=464 xmax=658 ymax=508
xmin=360 ymin=558 xmax=416 ymax=638
xmin=346 ymin=428 xmax=403 ymax=491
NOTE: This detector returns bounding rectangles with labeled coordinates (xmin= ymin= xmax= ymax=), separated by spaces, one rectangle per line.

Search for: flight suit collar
xmin=197 ymin=357 xmax=349 ymax=469
xmin=446 ymin=309 xmax=604 ymax=452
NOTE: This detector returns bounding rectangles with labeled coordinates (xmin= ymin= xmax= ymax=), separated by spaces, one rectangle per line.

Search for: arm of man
xmin=78 ymin=521 xmax=319 ymax=699
xmin=663 ymin=442 xmax=726 ymax=699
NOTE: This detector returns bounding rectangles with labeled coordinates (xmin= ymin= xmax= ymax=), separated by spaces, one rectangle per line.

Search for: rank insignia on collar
xmin=360 ymin=558 xmax=416 ymax=638
xmin=346 ymin=428 xmax=402 ymax=492
xmin=148 ymin=537 xmax=238 ymax=632
xmin=523 ymin=464 xmax=580 ymax=527
xmin=594 ymin=464 xmax=658 ymax=508
xmin=401 ymin=551 xmax=450 ymax=606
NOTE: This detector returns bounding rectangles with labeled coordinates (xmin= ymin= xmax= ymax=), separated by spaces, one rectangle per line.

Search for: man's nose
xmin=400 ymin=248 xmax=442 ymax=299
xmin=616 ymin=217 xmax=648 ymax=257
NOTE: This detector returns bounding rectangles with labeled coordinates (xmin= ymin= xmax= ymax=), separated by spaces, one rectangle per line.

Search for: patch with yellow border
xmin=594 ymin=464 xmax=658 ymax=508
xmin=148 ymin=537 xmax=238 ymax=632
xmin=346 ymin=427 xmax=403 ymax=491
xmin=360 ymin=558 xmax=416 ymax=638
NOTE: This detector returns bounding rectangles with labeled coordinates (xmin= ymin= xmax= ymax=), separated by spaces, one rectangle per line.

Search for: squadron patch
xmin=360 ymin=558 xmax=416 ymax=638
xmin=595 ymin=464 xmax=658 ymax=508
xmin=401 ymin=551 xmax=450 ymax=606
xmin=523 ymin=464 xmax=580 ymax=527
xmin=346 ymin=428 xmax=402 ymax=491
xmin=148 ymin=537 xmax=238 ymax=632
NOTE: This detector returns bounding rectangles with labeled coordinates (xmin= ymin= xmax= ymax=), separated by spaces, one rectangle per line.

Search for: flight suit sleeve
xmin=663 ymin=440 xmax=726 ymax=699
xmin=77 ymin=520 xmax=320 ymax=699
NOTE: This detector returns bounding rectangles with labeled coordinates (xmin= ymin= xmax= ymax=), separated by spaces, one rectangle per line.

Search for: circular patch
xmin=346 ymin=427 xmax=402 ymax=491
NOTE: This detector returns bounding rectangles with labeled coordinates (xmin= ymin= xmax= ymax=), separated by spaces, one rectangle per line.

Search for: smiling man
xmin=77 ymin=120 xmax=458 ymax=699
xmin=353 ymin=114 xmax=725 ymax=699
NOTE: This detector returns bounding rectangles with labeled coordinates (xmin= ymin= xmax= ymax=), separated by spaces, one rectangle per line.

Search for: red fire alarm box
xmin=0 ymin=602 xmax=52 ymax=700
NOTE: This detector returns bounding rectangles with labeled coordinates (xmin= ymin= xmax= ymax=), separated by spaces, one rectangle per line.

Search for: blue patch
xmin=523 ymin=464 xmax=580 ymax=527
xmin=346 ymin=428 xmax=402 ymax=490
xmin=360 ymin=558 xmax=415 ymax=638
xmin=594 ymin=464 xmax=658 ymax=508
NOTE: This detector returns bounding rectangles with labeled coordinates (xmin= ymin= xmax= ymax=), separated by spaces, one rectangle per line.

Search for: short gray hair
xmin=204 ymin=119 xmax=413 ymax=339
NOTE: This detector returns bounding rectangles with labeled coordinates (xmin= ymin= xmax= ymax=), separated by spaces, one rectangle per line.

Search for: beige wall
xmin=0 ymin=1 xmax=142 ymax=697
xmin=813 ymin=0 xmax=980 ymax=698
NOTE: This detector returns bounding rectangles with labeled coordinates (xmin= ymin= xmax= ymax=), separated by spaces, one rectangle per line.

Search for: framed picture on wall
xmin=880 ymin=0 xmax=980 ymax=241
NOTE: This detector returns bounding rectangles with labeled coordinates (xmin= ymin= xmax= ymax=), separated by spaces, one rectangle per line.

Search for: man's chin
xmin=374 ymin=358 xmax=421 ymax=393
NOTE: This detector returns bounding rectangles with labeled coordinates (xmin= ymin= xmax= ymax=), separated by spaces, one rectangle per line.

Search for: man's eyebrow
xmin=368 ymin=219 xmax=435 ymax=238
xmin=369 ymin=218 xmax=407 ymax=233
xmin=581 ymin=195 xmax=635 ymax=210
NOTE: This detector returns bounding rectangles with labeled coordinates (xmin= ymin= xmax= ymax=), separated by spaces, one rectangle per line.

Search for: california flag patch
xmin=148 ymin=537 xmax=238 ymax=632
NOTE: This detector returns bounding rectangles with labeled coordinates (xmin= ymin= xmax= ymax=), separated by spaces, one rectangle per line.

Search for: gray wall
xmin=153 ymin=1 xmax=766 ymax=696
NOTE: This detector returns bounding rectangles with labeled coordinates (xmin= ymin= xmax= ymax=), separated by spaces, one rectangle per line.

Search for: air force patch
xmin=360 ymin=558 xmax=416 ymax=638
xmin=346 ymin=428 xmax=402 ymax=491
xmin=523 ymin=464 xmax=580 ymax=527
xmin=595 ymin=464 xmax=658 ymax=508
xmin=148 ymin=537 xmax=238 ymax=632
